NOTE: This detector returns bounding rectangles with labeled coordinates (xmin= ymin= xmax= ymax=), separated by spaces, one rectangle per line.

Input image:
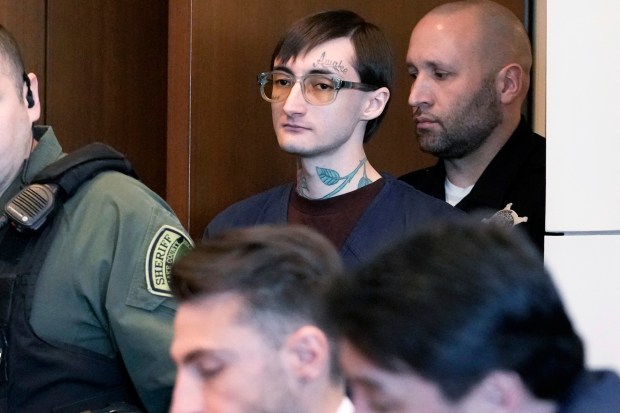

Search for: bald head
xmin=405 ymin=0 xmax=533 ymax=161
xmin=426 ymin=0 xmax=532 ymax=76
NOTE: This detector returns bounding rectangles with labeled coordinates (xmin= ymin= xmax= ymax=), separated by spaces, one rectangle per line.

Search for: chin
xmin=277 ymin=142 xmax=303 ymax=156
xmin=417 ymin=137 xmax=439 ymax=153
xmin=276 ymin=135 xmax=302 ymax=154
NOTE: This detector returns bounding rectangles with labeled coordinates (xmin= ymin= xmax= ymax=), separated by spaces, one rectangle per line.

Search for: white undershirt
xmin=444 ymin=178 xmax=474 ymax=206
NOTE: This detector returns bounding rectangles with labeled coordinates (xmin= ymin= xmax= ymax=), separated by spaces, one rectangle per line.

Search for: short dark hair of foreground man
xmin=327 ymin=219 xmax=620 ymax=413
xmin=169 ymin=224 xmax=353 ymax=413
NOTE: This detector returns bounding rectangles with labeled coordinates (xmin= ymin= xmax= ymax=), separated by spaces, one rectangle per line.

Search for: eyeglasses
xmin=257 ymin=70 xmax=378 ymax=106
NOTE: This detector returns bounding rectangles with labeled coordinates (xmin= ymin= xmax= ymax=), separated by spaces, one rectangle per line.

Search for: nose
xmin=408 ymin=74 xmax=432 ymax=112
xmin=169 ymin=370 xmax=203 ymax=413
xmin=282 ymin=81 xmax=307 ymax=115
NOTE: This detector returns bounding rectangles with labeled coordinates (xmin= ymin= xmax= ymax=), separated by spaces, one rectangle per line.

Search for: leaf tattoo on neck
xmin=316 ymin=158 xmax=371 ymax=199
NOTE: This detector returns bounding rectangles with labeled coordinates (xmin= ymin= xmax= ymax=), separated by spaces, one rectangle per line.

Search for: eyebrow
xmin=178 ymin=348 xmax=229 ymax=366
xmin=413 ymin=59 xmax=453 ymax=72
xmin=271 ymin=66 xmax=336 ymax=76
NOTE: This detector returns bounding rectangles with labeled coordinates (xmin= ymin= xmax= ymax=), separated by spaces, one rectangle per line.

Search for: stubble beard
xmin=417 ymin=76 xmax=503 ymax=160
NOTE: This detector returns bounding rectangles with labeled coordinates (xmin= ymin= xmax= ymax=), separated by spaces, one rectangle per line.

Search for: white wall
xmin=545 ymin=0 xmax=620 ymax=232
xmin=541 ymin=0 xmax=620 ymax=371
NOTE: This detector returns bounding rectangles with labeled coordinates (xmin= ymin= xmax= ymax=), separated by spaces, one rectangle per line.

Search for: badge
xmin=145 ymin=225 xmax=194 ymax=297
xmin=483 ymin=203 xmax=528 ymax=228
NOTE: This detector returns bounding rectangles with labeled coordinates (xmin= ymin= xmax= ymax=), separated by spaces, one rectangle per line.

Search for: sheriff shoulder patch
xmin=145 ymin=225 xmax=194 ymax=297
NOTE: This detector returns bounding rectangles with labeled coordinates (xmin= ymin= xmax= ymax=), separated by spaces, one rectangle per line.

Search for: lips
xmin=282 ymin=123 xmax=311 ymax=132
xmin=414 ymin=114 xmax=437 ymax=129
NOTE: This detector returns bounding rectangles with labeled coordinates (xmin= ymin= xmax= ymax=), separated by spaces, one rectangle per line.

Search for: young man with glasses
xmin=204 ymin=9 xmax=460 ymax=268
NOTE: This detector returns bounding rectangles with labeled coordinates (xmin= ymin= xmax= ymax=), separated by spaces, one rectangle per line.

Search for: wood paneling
xmin=168 ymin=0 xmax=526 ymax=238
xmin=167 ymin=0 xmax=192 ymax=229
xmin=35 ymin=2 xmax=168 ymax=197
xmin=2 ymin=1 xmax=168 ymax=197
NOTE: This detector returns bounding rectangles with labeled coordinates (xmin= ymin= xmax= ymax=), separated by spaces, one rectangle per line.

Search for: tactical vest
xmin=0 ymin=143 xmax=144 ymax=413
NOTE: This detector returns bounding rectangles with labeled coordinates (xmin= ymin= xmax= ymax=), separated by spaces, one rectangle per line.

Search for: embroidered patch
xmin=483 ymin=203 xmax=528 ymax=228
xmin=146 ymin=225 xmax=194 ymax=297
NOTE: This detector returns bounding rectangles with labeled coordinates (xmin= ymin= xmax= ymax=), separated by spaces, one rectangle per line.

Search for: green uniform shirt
xmin=0 ymin=126 xmax=193 ymax=413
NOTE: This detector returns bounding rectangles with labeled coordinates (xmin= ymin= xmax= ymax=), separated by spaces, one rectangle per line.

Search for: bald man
xmin=400 ymin=0 xmax=545 ymax=252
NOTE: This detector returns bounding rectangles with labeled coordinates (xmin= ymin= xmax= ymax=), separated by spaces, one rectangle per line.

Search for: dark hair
xmin=0 ymin=25 xmax=27 ymax=100
xmin=271 ymin=9 xmax=394 ymax=142
xmin=172 ymin=224 xmax=344 ymax=376
xmin=327 ymin=219 xmax=584 ymax=402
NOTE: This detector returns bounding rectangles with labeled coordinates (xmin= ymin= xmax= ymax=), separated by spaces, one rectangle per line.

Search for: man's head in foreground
xmin=328 ymin=219 xmax=585 ymax=413
xmin=170 ymin=224 xmax=348 ymax=413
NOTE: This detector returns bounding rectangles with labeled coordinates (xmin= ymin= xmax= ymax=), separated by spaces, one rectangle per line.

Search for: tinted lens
xmin=259 ymin=72 xmax=339 ymax=105
xmin=261 ymin=72 xmax=292 ymax=102
xmin=303 ymin=74 xmax=337 ymax=104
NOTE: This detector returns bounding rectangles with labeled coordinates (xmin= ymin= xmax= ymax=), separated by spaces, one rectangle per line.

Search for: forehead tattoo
xmin=313 ymin=52 xmax=348 ymax=74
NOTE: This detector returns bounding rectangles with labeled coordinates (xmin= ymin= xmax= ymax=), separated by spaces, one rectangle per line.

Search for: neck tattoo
xmin=297 ymin=158 xmax=372 ymax=199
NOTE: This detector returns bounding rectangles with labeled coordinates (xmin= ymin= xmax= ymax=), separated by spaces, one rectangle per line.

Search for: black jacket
xmin=400 ymin=118 xmax=545 ymax=253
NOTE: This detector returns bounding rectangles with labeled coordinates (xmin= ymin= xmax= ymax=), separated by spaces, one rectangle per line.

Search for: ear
xmin=283 ymin=325 xmax=330 ymax=383
xmin=24 ymin=73 xmax=41 ymax=123
xmin=474 ymin=370 xmax=530 ymax=412
xmin=497 ymin=64 xmax=525 ymax=105
xmin=360 ymin=86 xmax=390 ymax=121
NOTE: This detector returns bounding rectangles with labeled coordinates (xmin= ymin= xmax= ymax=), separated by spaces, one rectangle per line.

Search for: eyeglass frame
xmin=257 ymin=70 xmax=380 ymax=106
